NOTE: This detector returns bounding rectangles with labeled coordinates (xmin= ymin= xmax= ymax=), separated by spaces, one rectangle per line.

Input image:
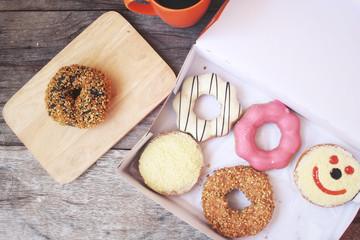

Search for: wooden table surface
xmin=1 ymin=1 xmax=359 ymax=239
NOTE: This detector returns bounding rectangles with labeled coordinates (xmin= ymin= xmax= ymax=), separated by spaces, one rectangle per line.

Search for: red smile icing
xmin=312 ymin=166 xmax=347 ymax=195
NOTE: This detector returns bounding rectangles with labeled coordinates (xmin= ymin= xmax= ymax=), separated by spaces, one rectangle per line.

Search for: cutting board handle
xmin=124 ymin=0 xmax=157 ymax=15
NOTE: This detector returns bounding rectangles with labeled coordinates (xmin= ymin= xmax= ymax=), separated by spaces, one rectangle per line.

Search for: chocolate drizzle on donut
xmin=196 ymin=75 xmax=199 ymax=140
xmin=183 ymin=75 xmax=196 ymax=132
xmin=172 ymin=73 xmax=242 ymax=141
xmin=221 ymin=82 xmax=231 ymax=136
xmin=178 ymin=82 xmax=182 ymax=129
xmin=199 ymin=73 xmax=215 ymax=141
xmin=214 ymin=73 xmax=219 ymax=137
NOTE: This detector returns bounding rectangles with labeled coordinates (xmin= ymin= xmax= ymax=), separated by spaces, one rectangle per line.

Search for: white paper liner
xmin=121 ymin=45 xmax=360 ymax=240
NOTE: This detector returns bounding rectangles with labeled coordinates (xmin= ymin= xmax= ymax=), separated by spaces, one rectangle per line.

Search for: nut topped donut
xmin=234 ymin=100 xmax=301 ymax=171
xmin=202 ymin=165 xmax=274 ymax=238
xmin=172 ymin=73 xmax=242 ymax=141
xmin=294 ymin=144 xmax=360 ymax=207
xmin=45 ymin=64 xmax=111 ymax=128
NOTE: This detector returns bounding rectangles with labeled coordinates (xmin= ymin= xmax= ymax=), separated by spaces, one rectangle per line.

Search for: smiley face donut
xmin=234 ymin=100 xmax=301 ymax=171
xmin=294 ymin=144 xmax=360 ymax=207
xmin=172 ymin=73 xmax=242 ymax=141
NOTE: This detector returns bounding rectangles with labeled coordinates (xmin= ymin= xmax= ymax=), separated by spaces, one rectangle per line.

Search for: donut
xmin=234 ymin=100 xmax=301 ymax=171
xmin=172 ymin=73 xmax=242 ymax=141
xmin=294 ymin=144 xmax=360 ymax=207
xmin=139 ymin=131 xmax=204 ymax=195
xmin=45 ymin=64 xmax=111 ymax=128
xmin=202 ymin=165 xmax=274 ymax=238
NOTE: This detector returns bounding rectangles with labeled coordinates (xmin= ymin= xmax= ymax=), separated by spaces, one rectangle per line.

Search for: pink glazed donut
xmin=234 ymin=100 xmax=301 ymax=171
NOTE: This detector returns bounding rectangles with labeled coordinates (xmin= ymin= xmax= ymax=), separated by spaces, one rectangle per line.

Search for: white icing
xmin=172 ymin=73 xmax=242 ymax=141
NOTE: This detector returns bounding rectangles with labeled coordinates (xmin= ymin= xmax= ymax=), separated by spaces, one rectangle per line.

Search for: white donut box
xmin=117 ymin=0 xmax=360 ymax=239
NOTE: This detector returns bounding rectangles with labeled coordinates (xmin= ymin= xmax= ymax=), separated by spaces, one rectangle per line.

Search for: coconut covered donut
xmin=139 ymin=131 xmax=204 ymax=195
xmin=202 ymin=165 xmax=274 ymax=238
xmin=45 ymin=64 xmax=111 ymax=128
xmin=172 ymin=73 xmax=242 ymax=141
xmin=294 ymin=144 xmax=360 ymax=207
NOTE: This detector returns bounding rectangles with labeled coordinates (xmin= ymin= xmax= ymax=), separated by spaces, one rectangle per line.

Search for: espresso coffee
xmin=155 ymin=0 xmax=201 ymax=9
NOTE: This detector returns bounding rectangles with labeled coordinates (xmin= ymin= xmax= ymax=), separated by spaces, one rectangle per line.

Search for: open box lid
xmin=197 ymin=0 xmax=360 ymax=150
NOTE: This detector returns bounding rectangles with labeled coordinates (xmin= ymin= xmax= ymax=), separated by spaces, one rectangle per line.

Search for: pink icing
xmin=234 ymin=100 xmax=301 ymax=171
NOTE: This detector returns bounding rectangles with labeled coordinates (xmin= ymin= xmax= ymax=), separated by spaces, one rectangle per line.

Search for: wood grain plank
xmin=0 ymin=0 xmax=126 ymax=11
xmin=342 ymin=216 xmax=360 ymax=240
xmin=0 ymin=146 xmax=210 ymax=239
xmin=3 ymin=11 xmax=176 ymax=183
xmin=1 ymin=146 xmax=358 ymax=239
xmin=0 ymin=103 xmax=159 ymax=149
xmin=0 ymin=10 xmax=212 ymax=147
xmin=1 ymin=0 xmax=359 ymax=239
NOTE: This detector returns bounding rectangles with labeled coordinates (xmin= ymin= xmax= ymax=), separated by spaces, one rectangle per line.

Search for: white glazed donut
xmin=172 ymin=73 xmax=242 ymax=141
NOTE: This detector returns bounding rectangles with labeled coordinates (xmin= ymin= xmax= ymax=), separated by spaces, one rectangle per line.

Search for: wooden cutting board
xmin=2 ymin=11 xmax=176 ymax=184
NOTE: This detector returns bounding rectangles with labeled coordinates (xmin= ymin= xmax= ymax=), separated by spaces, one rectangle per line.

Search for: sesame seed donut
xmin=294 ymin=144 xmax=360 ymax=207
xmin=202 ymin=165 xmax=274 ymax=238
xmin=172 ymin=73 xmax=242 ymax=141
xmin=45 ymin=64 xmax=111 ymax=128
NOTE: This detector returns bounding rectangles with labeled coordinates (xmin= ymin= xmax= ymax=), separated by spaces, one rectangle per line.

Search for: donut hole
xmin=71 ymin=88 xmax=82 ymax=100
xmin=193 ymin=94 xmax=221 ymax=120
xmin=225 ymin=189 xmax=251 ymax=210
xmin=255 ymin=123 xmax=281 ymax=151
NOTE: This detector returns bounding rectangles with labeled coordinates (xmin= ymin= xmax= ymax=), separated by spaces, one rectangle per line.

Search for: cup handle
xmin=124 ymin=0 xmax=157 ymax=15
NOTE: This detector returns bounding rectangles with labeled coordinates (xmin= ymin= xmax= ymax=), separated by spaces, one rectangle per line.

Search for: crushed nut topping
xmin=202 ymin=165 xmax=275 ymax=238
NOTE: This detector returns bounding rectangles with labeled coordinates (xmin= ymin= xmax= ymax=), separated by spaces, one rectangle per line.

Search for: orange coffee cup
xmin=124 ymin=0 xmax=211 ymax=28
